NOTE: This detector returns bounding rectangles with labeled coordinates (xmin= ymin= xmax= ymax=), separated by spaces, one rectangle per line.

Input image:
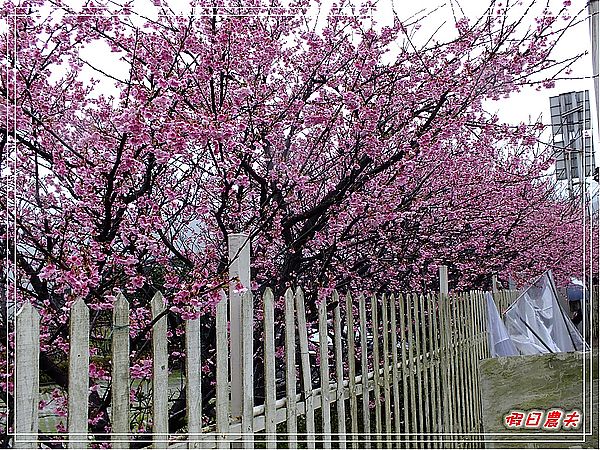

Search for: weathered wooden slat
xmin=68 ymin=298 xmax=89 ymax=450
xmin=418 ymin=294 xmax=431 ymax=444
xmin=441 ymin=293 xmax=454 ymax=435
xmin=152 ymin=292 xmax=169 ymax=448
xmin=295 ymin=287 xmax=315 ymax=449
xmin=412 ymin=294 xmax=425 ymax=443
xmin=381 ymin=294 xmax=392 ymax=448
xmin=185 ymin=316 xmax=202 ymax=449
xmin=426 ymin=294 xmax=440 ymax=449
xmin=333 ymin=291 xmax=346 ymax=448
xmin=473 ymin=291 xmax=484 ymax=434
xmin=464 ymin=293 xmax=475 ymax=435
xmin=318 ymin=298 xmax=332 ymax=449
xmin=15 ymin=303 xmax=40 ymax=450
xmin=449 ymin=295 xmax=460 ymax=434
xmin=215 ymin=290 xmax=230 ymax=448
xmin=358 ymin=295 xmax=371 ymax=439
xmin=112 ymin=294 xmax=130 ymax=449
xmin=479 ymin=291 xmax=487 ymax=358
xmin=389 ymin=295 xmax=401 ymax=436
xmin=263 ymin=289 xmax=277 ymax=449
xmin=371 ymin=295 xmax=382 ymax=448
xmin=453 ymin=294 xmax=462 ymax=437
xmin=227 ymin=233 xmax=250 ymax=429
xmin=397 ymin=294 xmax=410 ymax=445
xmin=285 ymin=288 xmax=298 ymax=449
xmin=457 ymin=294 xmax=467 ymax=436
xmin=406 ymin=294 xmax=418 ymax=445
xmin=345 ymin=293 xmax=359 ymax=449
xmin=459 ymin=294 xmax=468 ymax=436
xmin=241 ymin=291 xmax=254 ymax=448
xmin=438 ymin=267 xmax=452 ymax=441
xmin=463 ymin=293 xmax=474 ymax=435
xmin=467 ymin=291 xmax=475 ymax=435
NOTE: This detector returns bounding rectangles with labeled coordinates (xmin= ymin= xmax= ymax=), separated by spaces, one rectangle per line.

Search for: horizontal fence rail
xmin=10 ymin=282 xmax=512 ymax=449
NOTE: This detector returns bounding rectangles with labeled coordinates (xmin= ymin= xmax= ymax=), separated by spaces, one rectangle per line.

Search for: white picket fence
xmin=11 ymin=282 xmax=520 ymax=449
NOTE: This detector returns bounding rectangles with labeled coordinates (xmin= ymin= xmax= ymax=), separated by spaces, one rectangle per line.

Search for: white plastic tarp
xmin=485 ymin=292 xmax=519 ymax=357
xmin=504 ymin=271 xmax=587 ymax=355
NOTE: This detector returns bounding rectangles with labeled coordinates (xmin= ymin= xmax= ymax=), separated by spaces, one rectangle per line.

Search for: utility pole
xmin=589 ymin=0 xmax=599 ymax=131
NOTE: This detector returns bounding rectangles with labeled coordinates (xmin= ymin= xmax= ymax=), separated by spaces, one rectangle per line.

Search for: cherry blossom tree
xmin=0 ymin=0 xmax=593 ymax=443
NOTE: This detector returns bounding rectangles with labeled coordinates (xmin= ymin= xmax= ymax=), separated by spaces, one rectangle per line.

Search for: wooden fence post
xmin=151 ymin=292 xmax=169 ymax=448
xmin=15 ymin=303 xmax=40 ymax=450
xmin=68 ymin=298 xmax=89 ymax=450
xmin=438 ymin=265 xmax=452 ymax=442
xmin=241 ymin=290 xmax=254 ymax=448
xmin=112 ymin=294 xmax=130 ymax=449
xmin=492 ymin=274 xmax=499 ymax=293
xmin=228 ymin=233 xmax=250 ymax=428
xmin=439 ymin=266 xmax=448 ymax=297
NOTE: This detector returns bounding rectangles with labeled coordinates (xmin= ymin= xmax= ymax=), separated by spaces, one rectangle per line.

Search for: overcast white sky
xmin=378 ymin=0 xmax=595 ymax=130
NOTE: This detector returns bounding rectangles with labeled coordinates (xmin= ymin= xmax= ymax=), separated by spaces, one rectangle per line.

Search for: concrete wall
xmin=479 ymin=352 xmax=598 ymax=448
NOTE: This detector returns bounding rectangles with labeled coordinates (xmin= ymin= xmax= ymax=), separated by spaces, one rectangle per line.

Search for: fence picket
xmin=413 ymin=293 xmax=425 ymax=440
xmin=389 ymin=295 xmax=401 ymax=435
xmin=215 ymin=290 xmax=229 ymax=448
xmin=112 ymin=294 xmax=130 ymax=449
xmin=333 ymin=291 xmax=346 ymax=448
xmin=427 ymin=293 xmax=441 ymax=448
xmin=68 ymin=298 xmax=89 ymax=449
xmin=295 ymin=287 xmax=316 ymax=449
xmin=406 ymin=294 xmax=418 ymax=446
xmin=263 ymin=289 xmax=277 ymax=449
xmin=241 ymin=291 xmax=254 ymax=448
xmin=450 ymin=295 xmax=460 ymax=436
xmin=381 ymin=294 xmax=392 ymax=448
xmin=418 ymin=294 xmax=431 ymax=444
xmin=465 ymin=293 xmax=474 ymax=436
xmin=318 ymin=298 xmax=332 ymax=449
xmin=458 ymin=295 xmax=468 ymax=437
xmin=397 ymin=294 xmax=410 ymax=446
xmin=15 ymin=303 xmax=40 ymax=450
xmin=464 ymin=293 xmax=475 ymax=435
xmin=185 ymin=316 xmax=202 ymax=449
xmin=152 ymin=292 xmax=169 ymax=448
xmin=474 ymin=291 xmax=485 ymax=439
xmin=441 ymin=293 xmax=454 ymax=436
xmin=358 ymin=295 xmax=371 ymax=439
xmin=371 ymin=295 xmax=382 ymax=448
xmin=285 ymin=288 xmax=298 ymax=449
xmin=345 ymin=293 xmax=359 ymax=449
